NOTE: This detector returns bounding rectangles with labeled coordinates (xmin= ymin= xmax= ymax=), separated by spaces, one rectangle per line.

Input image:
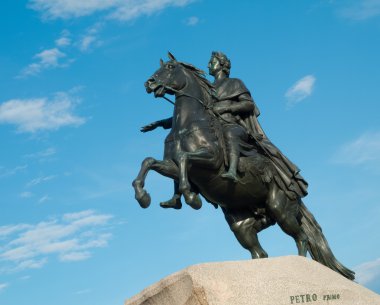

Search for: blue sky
xmin=0 ymin=0 xmax=380 ymax=304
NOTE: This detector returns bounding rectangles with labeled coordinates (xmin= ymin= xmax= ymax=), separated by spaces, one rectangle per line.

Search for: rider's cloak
xmin=215 ymin=78 xmax=308 ymax=199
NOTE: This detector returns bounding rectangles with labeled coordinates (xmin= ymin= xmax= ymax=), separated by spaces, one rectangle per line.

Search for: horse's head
xmin=145 ymin=52 xmax=191 ymax=98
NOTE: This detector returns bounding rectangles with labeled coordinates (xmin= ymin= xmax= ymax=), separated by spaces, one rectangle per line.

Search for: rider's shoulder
xmin=226 ymin=77 xmax=247 ymax=86
xmin=225 ymin=78 xmax=249 ymax=92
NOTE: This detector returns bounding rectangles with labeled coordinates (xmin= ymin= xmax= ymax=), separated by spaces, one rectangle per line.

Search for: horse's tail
xmin=300 ymin=201 xmax=355 ymax=280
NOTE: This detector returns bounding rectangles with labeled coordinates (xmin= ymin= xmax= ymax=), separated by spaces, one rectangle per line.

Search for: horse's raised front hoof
xmin=135 ymin=190 xmax=151 ymax=209
xmin=160 ymin=196 xmax=182 ymax=210
xmin=184 ymin=192 xmax=202 ymax=210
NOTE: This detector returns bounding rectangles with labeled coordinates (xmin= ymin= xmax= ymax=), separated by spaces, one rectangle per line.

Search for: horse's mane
xmin=179 ymin=61 xmax=216 ymax=105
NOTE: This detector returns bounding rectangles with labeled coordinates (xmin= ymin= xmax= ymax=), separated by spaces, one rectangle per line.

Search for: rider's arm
xmin=160 ymin=117 xmax=173 ymax=129
xmin=141 ymin=117 xmax=173 ymax=132
xmin=228 ymin=93 xmax=254 ymax=114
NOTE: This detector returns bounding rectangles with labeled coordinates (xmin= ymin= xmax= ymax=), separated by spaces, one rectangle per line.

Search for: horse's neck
xmin=173 ymin=80 xmax=210 ymax=128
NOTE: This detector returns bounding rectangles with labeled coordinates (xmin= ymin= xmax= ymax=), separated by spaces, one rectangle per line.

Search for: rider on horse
xmin=141 ymin=51 xmax=308 ymax=206
xmin=208 ymin=51 xmax=308 ymax=199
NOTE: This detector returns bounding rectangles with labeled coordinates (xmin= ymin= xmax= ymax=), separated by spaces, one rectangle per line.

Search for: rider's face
xmin=208 ymin=56 xmax=221 ymax=76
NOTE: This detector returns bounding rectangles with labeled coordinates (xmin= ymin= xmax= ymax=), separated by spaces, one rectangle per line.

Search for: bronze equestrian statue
xmin=133 ymin=52 xmax=355 ymax=280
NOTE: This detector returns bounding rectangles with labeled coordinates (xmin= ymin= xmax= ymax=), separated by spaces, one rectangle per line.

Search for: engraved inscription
xmin=289 ymin=293 xmax=341 ymax=303
xmin=290 ymin=294 xmax=318 ymax=304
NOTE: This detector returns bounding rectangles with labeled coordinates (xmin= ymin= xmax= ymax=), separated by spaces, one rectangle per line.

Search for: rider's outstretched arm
xmin=140 ymin=117 xmax=173 ymax=132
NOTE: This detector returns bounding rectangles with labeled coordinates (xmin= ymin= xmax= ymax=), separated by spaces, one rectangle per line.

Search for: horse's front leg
xmin=132 ymin=157 xmax=178 ymax=208
xmin=177 ymin=147 xmax=216 ymax=210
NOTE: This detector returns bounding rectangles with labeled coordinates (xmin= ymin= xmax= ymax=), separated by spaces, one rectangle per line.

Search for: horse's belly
xmin=190 ymin=169 xmax=267 ymax=209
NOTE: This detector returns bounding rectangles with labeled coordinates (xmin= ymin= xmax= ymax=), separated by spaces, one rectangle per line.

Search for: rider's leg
xmin=266 ymin=182 xmax=308 ymax=256
xmin=221 ymin=151 xmax=239 ymax=182
xmin=221 ymin=126 xmax=246 ymax=183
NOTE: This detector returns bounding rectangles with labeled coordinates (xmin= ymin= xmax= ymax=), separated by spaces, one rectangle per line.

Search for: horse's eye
xmin=167 ymin=64 xmax=175 ymax=69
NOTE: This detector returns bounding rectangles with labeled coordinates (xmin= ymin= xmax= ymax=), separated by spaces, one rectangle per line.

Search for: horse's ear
xmin=168 ymin=51 xmax=176 ymax=61
xmin=160 ymin=58 xmax=164 ymax=67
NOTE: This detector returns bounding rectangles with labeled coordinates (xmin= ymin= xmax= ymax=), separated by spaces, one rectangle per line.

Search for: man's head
xmin=208 ymin=51 xmax=231 ymax=77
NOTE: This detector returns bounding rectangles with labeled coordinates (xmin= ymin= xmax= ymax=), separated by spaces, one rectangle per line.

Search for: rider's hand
xmin=140 ymin=121 xmax=160 ymax=132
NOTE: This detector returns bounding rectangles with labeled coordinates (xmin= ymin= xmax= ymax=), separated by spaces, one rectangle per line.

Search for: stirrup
xmin=221 ymin=172 xmax=239 ymax=183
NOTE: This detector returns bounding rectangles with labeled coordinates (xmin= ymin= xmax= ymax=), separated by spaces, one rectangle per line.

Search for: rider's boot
xmin=160 ymin=194 xmax=182 ymax=209
xmin=221 ymin=152 xmax=239 ymax=183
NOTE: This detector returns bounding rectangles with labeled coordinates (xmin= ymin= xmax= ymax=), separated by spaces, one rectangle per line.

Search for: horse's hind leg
xmin=223 ymin=208 xmax=268 ymax=259
xmin=267 ymin=183 xmax=308 ymax=256
xmin=160 ymin=181 xmax=182 ymax=210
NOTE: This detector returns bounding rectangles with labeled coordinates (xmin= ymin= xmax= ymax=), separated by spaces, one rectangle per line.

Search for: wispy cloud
xmin=18 ymin=48 xmax=70 ymax=78
xmin=285 ymin=75 xmax=316 ymax=107
xmin=29 ymin=0 xmax=195 ymax=21
xmin=0 ymin=210 xmax=113 ymax=273
xmin=75 ymin=288 xmax=92 ymax=295
xmin=78 ymin=23 xmax=103 ymax=52
xmin=0 ymin=90 xmax=86 ymax=133
xmin=0 ymin=165 xmax=28 ymax=178
xmin=20 ymin=192 xmax=34 ymax=199
xmin=332 ymin=132 xmax=380 ymax=166
xmin=0 ymin=283 xmax=9 ymax=292
xmin=340 ymin=0 xmax=380 ymax=21
xmin=26 ymin=175 xmax=56 ymax=187
xmin=355 ymin=258 xmax=380 ymax=285
xmin=0 ymin=224 xmax=32 ymax=238
xmin=24 ymin=147 xmax=57 ymax=161
xmin=20 ymin=275 xmax=31 ymax=280
xmin=55 ymin=30 xmax=71 ymax=47
xmin=38 ymin=195 xmax=51 ymax=204
xmin=184 ymin=16 xmax=199 ymax=26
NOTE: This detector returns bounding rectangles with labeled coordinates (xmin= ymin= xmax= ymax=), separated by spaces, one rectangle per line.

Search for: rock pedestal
xmin=125 ymin=256 xmax=380 ymax=305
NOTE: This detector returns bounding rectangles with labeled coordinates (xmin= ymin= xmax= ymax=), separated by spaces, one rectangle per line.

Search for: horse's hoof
xmin=136 ymin=191 xmax=151 ymax=208
xmin=184 ymin=192 xmax=202 ymax=210
xmin=160 ymin=197 xmax=182 ymax=210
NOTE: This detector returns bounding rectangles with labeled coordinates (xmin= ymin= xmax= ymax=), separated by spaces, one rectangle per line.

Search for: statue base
xmin=124 ymin=256 xmax=380 ymax=305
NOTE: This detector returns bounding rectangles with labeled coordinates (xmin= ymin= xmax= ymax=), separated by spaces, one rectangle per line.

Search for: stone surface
xmin=125 ymin=256 xmax=380 ymax=305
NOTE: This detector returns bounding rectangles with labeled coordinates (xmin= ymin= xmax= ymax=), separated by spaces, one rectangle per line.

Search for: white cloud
xmin=285 ymin=75 xmax=316 ymax=107
xmin=55 ymin=37 xmax=71 ymax=47
xmin=355 ymin=258 xmax=380 ymax=285
xmin=78 ymin=23 xmax=103 ymax=52
xmin=340 ymin=0 xmax=380 ymax=20
xmin=0 ymin=283 xmax=9 ymax=292
xmin=75 ymin=289 xmax=91 ymax=295
xmin=0 ymin=210 xmax=113 ymax=273
xmin=184 ymin=16 xmax=199 ymax=26
xmin=0 ymin=165 xmax=28 ymax=178
xmin=0 ymin=91 xmax=86 ymax=133
xmin=27 ymin=175 xmax=56 ymax=187
xmin=24 ymin=147 xmax=57 ymax=160
xmin=20 ymin=275 xmax=31 ymax=280
xmin=79 ymin=35 xmax=97 ymax=52
xmin=12 ymin=258 xmax=48 ymax=272
xmin=29 ymin=0 xmax=195 ymax=21
xmin=19 ymin=48 xmax=68 ymax=78
xmin=0 ymin=224 xmax=32 ymax=238
xmin=55 ymin=29 xmax=71 ymax=47
xmin=332 ymin=132 xmax=380 ymax=165
xmin=59 ymin=251 xmax=91 ymax=262
xmin=20 ymin=192 xmax=34 ymax=198
xmin=38 ymin=195 xmax=51 ymax=203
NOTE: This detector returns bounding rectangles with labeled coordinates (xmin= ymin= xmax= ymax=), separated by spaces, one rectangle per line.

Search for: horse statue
xmin=132 ymin=53 xmax=355 ymax=280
